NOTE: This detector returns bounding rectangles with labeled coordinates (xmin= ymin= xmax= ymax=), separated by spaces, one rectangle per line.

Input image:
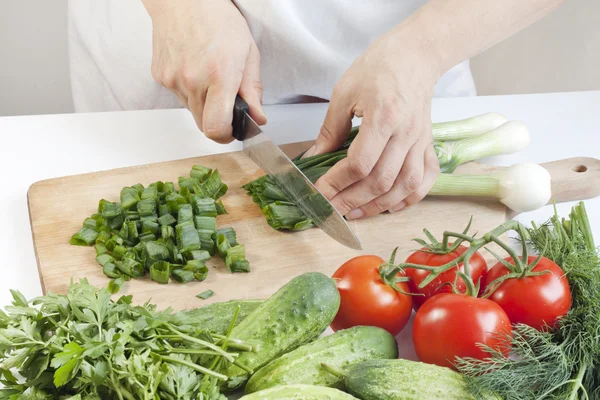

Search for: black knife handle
xmin=232 ymin=95 xmax=250 ymax=141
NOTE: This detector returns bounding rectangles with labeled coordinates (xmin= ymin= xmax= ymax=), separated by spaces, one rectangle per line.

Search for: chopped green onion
xmin=95 ymin=230 xmax=111 ymax=245
xmin=139 ymin=233 xmax=156 ymax=242
xmin=94 ymin=243 xmax=107 ymax=256
xmin=137 ymin=198 xmax=156 ymax=217
xmin=120 ymin=187 xmax=140 ymax=210
xmin=126 ymin=210 xmax=140 ymax=220
xmin=118 ymin=223 xmax=129 ymax=241
xmin=100 ymin=200 xmax=121 ymax=218
xmin=150 ymin=261 xmax=171 ymax=284
xmin=184 ymin=260 xmax=209 ymax=281
xmin=192 ymin=170 xmax=228 ymax=199
xmin=102 ymin=262 xmax=120 ymax=278
xmin=172 ymin=269 xmax=194 ymax=284
xmin=215 ymin=200 xmax=227 ymax=215
xmin=107 ymin=277 xmax=125 ymax=294
xmin=191 ymin=164 xmax=212 ymax=181
xmin=215 ymin=227 xmax=238 ymax=247
xmin=225 ymin=245 xmax=250 ymax=273
xmin=161 ymin=225 xmax=175 ymax=240
xmin=194 ymin=216 xmax=216 ymax=232
xmin=158 ymin=213 xmax=176 ymax=226
xmin=141 ymin=186 xmax=158 ymax=200
xmin=141 ymin=220 xmax=160 ymax=235
xmin=158 ymin=203 xmax=169 ymax=217
xmin=96 ymin=254 xmax=115 ymax=267
xmin=197 ymin=230 xmax=216 ymax=256
xmin=143 ymin=241 xmax=170 ymax=268
xmin=190 ymin=196 xmax=217 ymax=217
xmin=116 ymin=258 xmax=144 ymax=278
xmin=196 ymin=290 xmax=214 ymax=300
xmin=262 ymin=203 xmax=314 ymax=231
xmin=140 ymin=214 xmax=158 ymax=223
xmin=131 ymin=183 xmax=144 ymax=196
xmin=127 ymin=221 xmax=139 ymax=240
xmin=183 ymin=249 xmax=211 ymax=262
xmin=178 ymin=177 xmax=199 ymax=191
xmin=166 ymin=192 xmax=187 ymax=214
xmin=164 ymin=182 xmax=175 ymax=193
xmin=216 ymin=233 xmax=231 ymax=259
xmin=83 ymin=217 xmax=99 ymax=231
xmin=178 ymin=204 xmax=194 ymax=224
xmin=112 ymin=245 xmax=127 ymax=260
xmin=70 ymin=227 xmax=98 ymax=246
xmin=176 ymin=221 xmax=201 ymax=252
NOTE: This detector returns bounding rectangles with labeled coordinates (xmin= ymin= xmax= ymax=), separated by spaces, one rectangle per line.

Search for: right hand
xmin=144 ymin=0 xmax=266 ymax=143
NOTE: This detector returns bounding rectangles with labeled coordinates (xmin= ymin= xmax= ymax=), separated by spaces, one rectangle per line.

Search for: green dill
xmin=456 ymin=202 xmax=600 ymax=400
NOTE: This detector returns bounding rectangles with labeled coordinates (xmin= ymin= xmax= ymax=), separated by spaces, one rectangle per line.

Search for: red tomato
xmin=413 ymin=293 xmax=512 ymax=370
xmin=483 ymin=255 xmax=572 ymax=331
xmin=404 ymin=244 xmax=487 ymax=310
xmin=331 ymin=255 xmax=413 ymax=336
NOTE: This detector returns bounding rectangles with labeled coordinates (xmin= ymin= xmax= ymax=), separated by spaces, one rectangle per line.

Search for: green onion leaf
xmin=70 ymin=227 xmax=98 ymax=246
xmin=112 ymin=245 xmax=127 ymax=260
xmin=149 ymin=261 xmax=171 ymax=284
xmin=183 ymin=249 xmax=211 ymax=262
xmin=196 ymin=290 xmax=214 ymax=300
xmin=137 ymin=198 xmax=156 ymax=217
xmin=192 ymin=170 xmax=228 ymax=199
xmin=178 ymin=177 xmax=199 ymax=191
xmin=138 ymin=233 xmax=156 ymax=242
xmin=176 ymin=221 xmax=201 ymax=252
xmin=141 ymin=220 xmax=160 ymax=235
xmin=158 ymin=203 xmax=169 ymax=217
xmin=178 ymin=204 xmax=194 ymax=224
xmin=215 ymin=200 xmax=227 ymax=215
xmin=141 ymin=186 xmax=158 ymax=200
xmin=120 ymin=187 xmax=140 ymax=210
xmin=215 ymin=227 xmax=238 ymax=247
xmin=172 ymin=269 xmax=194 ymax=284
xmin=102 ymin=262 xmax=120 ymax=278
xmin=95 ymin=230 xmax=111 ymax=245
xmin=116 ymin=258 xmax=144 ymax=278
xmin=166 ymin=192 xmax=188 ymax=214
xmin=194 ymin=216 xmax=216 ymax=232
xmin=184 ymin=260 xmax=209 ymax=281
xmin=216 ymin=233 xmax=231 ymax=259
xmin=96 ymin=254 xmax=115 ymax=267
xmin=94 ymin=243 xmax=107 ymax=256
xmin=158 ymin=213 xmax=176 ymax=226
xmin=161 ymin=225 xmax=175 ymax=241
xmin=197 ymin=229 xmax=216 ymax=256
xmin=190 ymin=196 xmax=217 ymax=217
xmin=127 ymin=221 xmax=139 ymax=241
xmin=225 ymin=245 xmax=250 ymax=273
xmin=143 ymin=241 xmax=170 ymax=268
xmin=131 ymin=183 xmax=144 ymax=196
xmin=191 ymin=164 xmax=212 ymax=181
xmin=107 ymin=277 xmax=124 ymax=294
xmin=83 ymin=217 xmax=99 ymax=231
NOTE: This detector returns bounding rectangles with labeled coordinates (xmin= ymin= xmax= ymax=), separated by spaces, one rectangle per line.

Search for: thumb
xmin=239 ymin=44 xmax=267 ymax=125
xmin=303 ymin=86 xmax=353 ymax=158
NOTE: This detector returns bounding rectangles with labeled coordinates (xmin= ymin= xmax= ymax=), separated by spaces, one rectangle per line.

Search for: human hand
xmin=144 ymin=0 xmax=266 ymax=143
xmin=306 ymin=29 xmax=442 ymax=219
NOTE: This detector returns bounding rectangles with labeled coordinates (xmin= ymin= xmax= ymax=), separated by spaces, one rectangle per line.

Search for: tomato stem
xmin=412 ymin=217 xmax=475 ymax=255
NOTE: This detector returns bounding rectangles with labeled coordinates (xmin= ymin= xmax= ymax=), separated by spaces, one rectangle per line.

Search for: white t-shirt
xmin=67 ymin=1 xmax=476 ymax=113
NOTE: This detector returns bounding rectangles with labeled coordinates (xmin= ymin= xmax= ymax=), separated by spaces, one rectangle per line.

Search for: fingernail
xmin=389 ymin=201 xmax=406 ymax=213
xmin=346 ymin=209 xmax=364 ymax=220
xmin=302 ymin=145 xmax=317 ymax=159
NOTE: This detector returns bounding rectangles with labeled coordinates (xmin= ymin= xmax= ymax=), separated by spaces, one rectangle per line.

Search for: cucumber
xmin=171 ymin=299 xmax=263 ymax=334
xmin=224 ymin=272 xmax=340 ymax=391
xmin=245 ymin=326 xmax=398 ymax=393
xmin=239 ymin=384 xmax=358 ymax=399
xmin=344 ymin=359 xmax=499 ymax=400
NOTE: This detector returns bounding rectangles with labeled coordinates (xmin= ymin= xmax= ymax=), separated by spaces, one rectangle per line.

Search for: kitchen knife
xmin=232 ymin=95 xmax=362 ymax=250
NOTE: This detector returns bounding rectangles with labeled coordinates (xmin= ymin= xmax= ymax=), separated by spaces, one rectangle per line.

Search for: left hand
xmin=305 ymin=29 xmax=442 ymax=219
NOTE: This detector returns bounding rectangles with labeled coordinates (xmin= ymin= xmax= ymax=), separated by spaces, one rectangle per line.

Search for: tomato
xmin=331 ymin=255 xmax=413 ymax=336
xmin=483 ymin=255 xmax=572 ymax=331
xmin=413 ymin=293 xmax=512 ymax=370
xmin=404 ymin=244 xmax=487 ymax=310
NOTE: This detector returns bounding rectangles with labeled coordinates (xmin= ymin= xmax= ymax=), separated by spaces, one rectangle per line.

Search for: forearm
xmin=394 ymin=0 xmax=566 ymax=78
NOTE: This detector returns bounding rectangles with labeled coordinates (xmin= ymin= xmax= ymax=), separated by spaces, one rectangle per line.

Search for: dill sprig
xmin=456 ymin=201 xmax=600 ymax=400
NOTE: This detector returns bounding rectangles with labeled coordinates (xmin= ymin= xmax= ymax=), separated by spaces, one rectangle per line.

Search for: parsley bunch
xmin=0 ymin=279 xmax=243 ymax=399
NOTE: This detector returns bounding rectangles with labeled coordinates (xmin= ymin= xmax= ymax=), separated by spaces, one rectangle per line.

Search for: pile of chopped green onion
xmin=70 ymin=165 xmax=250 ymax=292
xmin=243 ymin=113 xmax=530 ymax=230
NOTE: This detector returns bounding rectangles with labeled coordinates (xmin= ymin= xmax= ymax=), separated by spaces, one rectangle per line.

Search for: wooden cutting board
xmin=27 ymin=142 xmax=600 ymax=311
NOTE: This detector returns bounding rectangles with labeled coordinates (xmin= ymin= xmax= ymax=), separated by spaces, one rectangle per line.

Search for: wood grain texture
xmin=27 ymin=143 xmax=598 ymax=311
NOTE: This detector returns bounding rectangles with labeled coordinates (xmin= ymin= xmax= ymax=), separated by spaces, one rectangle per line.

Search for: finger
xmin=392 ymin=143 xmax=440 ymax=211
xmin=188 ymin=88 xmax=207 ymax=133
xmin=302 ymin=84 xmax=353 ymax=158
xmin=202 ymin=67 xmax=244 ymax=144
xmin=239 ymin=44 xmax=267 ymax=125
xmin=351 ymin=139 xmax=428 ymax=218
xmin=314 ymin=107 xmax=398 ymax=200
xmin=329 ymin=133 xmax=407 ymax=217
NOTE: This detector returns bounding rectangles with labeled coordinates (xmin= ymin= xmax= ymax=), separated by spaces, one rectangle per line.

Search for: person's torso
xmin=67 ymin=0 xmax=476 ymax=112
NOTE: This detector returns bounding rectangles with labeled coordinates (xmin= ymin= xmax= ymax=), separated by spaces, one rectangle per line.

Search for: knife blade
xmin=232 ymin=95 xmax=362 ymax=250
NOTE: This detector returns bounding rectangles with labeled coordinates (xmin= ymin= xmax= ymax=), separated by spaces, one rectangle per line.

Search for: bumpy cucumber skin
xmin=245 ymin=326 xmax=398 ymax=393
xmin=225 ymin=272 xmax=341 ymax=390
xmin=239 ymin=384 xmax=358 ymax=399
xmin=345 ymin=359 xmax=497 ymax=400
xmin=171 ymin=299 xmax=263 ymax=334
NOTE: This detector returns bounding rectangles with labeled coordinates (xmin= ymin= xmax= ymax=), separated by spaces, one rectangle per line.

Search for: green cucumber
xmin=344 ymin=359 xmax=499 ymax=400
xmin=225 ymin=272 xmax=340 ymax=391
xmin=170 ymin=299 xmax=263 ymax=334
xmin=239 ymin=384 xmax=358 ymax=399
xmin=246 ymin=326 xmax=397 ymax=393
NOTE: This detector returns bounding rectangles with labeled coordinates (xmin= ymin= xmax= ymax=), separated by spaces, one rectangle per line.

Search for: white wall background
xmin=0 ymin=0 xmax=598 ymax=117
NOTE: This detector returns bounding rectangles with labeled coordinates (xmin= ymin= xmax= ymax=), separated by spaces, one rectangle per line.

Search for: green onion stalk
xmin=243 ymin=113 xmax=534 ymax=231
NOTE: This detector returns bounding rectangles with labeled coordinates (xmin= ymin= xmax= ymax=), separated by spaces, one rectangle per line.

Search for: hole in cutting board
xmin=573 ymin=165 xmax=588 ymax=173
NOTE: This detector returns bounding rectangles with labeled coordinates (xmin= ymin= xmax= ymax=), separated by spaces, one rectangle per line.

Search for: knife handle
xmin=232 ymin=95 xmax=250 ymax=141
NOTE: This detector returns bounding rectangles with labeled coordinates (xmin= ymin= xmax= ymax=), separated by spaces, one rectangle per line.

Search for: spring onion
xmin=197 ymin=289 xmax=215 ymax=300
xmin=430 ymin=163 xmax=551 ymax=213
xmin=432 ymin=112 xmax=508 ymax=141
xmin=244 ymin=112 xmax=534 ymax=230
xmin=435 ymin=121 xmax=530 ymax=173
xmin=70 ymin=164 xmax=250 ymax=289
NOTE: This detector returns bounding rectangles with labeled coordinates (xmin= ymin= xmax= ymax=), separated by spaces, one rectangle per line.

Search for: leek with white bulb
xmin=435 ymin=121 xmax=530 ymax=173
xmin=432 ymin=112 xmax=508 ymax=141
xmin=429 ymin=163 xmax=552 ymax=213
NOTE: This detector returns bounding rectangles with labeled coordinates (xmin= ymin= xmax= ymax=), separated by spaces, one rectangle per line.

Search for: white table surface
xmin=1 ymin=90 xmax=599 ymax=314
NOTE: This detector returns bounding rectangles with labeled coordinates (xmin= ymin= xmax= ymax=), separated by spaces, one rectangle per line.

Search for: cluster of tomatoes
xmin=330 ymin=243 xmax=572 ymax=370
